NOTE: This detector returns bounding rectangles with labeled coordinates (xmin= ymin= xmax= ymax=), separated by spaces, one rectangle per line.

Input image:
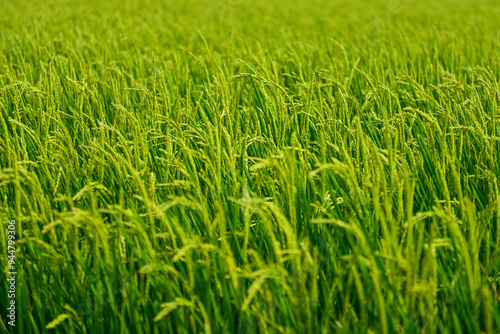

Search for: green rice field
xmin=1 ymin=0 xmax=500 ymax=332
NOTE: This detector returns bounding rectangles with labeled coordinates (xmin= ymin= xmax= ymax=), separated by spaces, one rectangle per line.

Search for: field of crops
xmin=1 ymin=0 xmax=500 ymax=332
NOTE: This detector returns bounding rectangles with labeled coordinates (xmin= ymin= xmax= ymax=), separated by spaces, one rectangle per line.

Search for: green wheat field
xmin=1 ymin=0 xmax=500 ymax=333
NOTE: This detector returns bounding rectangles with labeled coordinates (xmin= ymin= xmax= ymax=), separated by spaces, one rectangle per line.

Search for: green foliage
xmin=1 ymin=0 xmax=500 ymax=332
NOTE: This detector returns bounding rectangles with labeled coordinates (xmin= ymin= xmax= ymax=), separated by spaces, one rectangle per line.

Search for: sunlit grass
xmin=1 ymin=0 xmax=500 ymax=333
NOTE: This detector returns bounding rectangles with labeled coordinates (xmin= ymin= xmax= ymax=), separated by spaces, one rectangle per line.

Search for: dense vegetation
xmin=1 ymin=0 xmax=500 ymax=332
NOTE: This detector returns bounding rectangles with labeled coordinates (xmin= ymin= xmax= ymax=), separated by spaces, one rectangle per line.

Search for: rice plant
xmin=1 ymin=0 xmax=500 ymax=333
